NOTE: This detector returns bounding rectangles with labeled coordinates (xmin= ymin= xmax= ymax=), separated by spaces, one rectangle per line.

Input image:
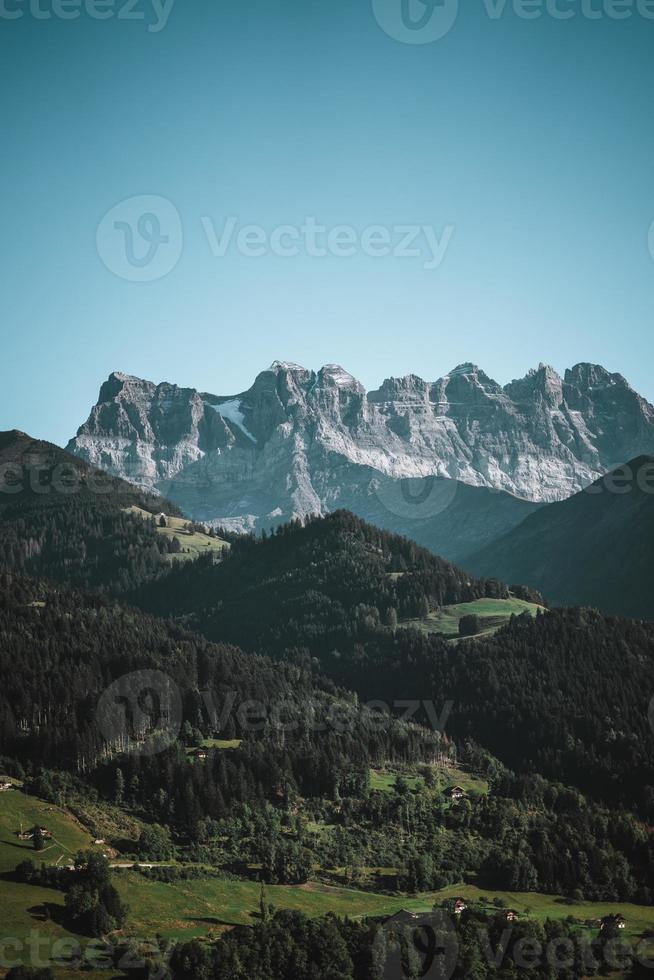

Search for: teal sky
xmin=2 ymin=0 xmax=654 ymax=445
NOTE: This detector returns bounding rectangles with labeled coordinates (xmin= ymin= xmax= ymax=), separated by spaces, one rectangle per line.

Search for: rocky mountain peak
xmin=564 ymin=362 xmax=623 ymax=389
xmin=267 ymin=360 xmax=311 ymax=376
xmin=368 ymin=374 xmax=431 ymax=404
xmin=504 ymin=363 xmax=564 ymax=406
xmin=446 ymin=362 xmax=479 ymax=376
xmin=97 ymin=371 xmax=149 ymax=404
xmin=318 ymin=364 xmax=363 ymax=391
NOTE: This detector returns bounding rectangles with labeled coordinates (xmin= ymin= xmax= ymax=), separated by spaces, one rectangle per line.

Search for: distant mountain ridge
xmin=465 ymin=455 xmax=654 ymax=620
xmin=67 ymin=361 xmax=654 ymax=539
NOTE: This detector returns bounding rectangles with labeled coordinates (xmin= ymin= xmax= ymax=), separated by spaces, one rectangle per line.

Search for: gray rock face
xmin=68 ymin=361 xmax=654 ymax=539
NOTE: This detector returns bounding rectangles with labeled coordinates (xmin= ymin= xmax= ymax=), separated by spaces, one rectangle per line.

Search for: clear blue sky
xmin=2 ymin=0 xmax=654 ymax=445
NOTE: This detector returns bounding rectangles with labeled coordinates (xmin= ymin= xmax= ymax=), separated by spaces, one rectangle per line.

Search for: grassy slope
xmin=126 ymin=506 xmax=229 ymax=563
xmin=401 ymin=597 xmax=542 ymax=640
xmin=0 ymin=785 xmax=102 ymax=873
xmin=369 ymin=764 xmax=489 ymax=797
xmin=369 ymin=770 xmax=423 ymax=792
xmin=432 ymin=884 xmax=654 ymax=942
xmin=114 ymin=874 xmax=654 ymax=943
xmin=3 ymin=869 xmax=653 ymax=961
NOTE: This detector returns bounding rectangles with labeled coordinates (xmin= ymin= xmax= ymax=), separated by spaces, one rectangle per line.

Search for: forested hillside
xmin=1 ymin=574 xmax=653 ymax=910
xmin=0 ymin=572 xmax=438 ymax=786
xmin=133 ymin=510 xmax=516 ymax=651
xmin=0 ymin=430 xmax=190 ymax=592
xmin=465 ymin=456 xmax=654 ymax=619
xmin=131 ymin=513 xmax=654 ymax=819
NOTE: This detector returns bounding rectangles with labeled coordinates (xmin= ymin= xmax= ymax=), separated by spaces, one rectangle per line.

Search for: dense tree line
xmin=157 ymin=905 xmax=640 ymax=980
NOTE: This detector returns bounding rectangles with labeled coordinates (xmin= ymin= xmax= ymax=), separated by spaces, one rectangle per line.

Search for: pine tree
xmin=114 ymin=768 xmax=125 ymax=805
xmin=259 ymin=881 xmax=269 ymax=921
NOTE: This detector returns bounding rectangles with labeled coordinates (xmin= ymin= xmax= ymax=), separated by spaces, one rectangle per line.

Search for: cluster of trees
xmin=64 ymin=851 xmax=128 ymax=936
xmin=13 ymin=851 xmax=127 ymax=937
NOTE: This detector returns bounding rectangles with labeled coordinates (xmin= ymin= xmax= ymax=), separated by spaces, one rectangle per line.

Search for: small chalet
xmin=448 ymin=786 xmax=467 ymax=801
xmin=386 ymin=909 xmax=420 ymax=926
xmin=600 ymin=914 xmax=626 ymax=931
xmin=0 ymin=781 xmax=14 ymax=792
xmin=505 ymin=910 xmax=519 ymax=922
xmin=190 ymin=748 xmax=209 ymax=760
xmin=18 ymin=826 xmax=52 ymax=841
xmin=453 ymin=899 xmax=467 ymax=915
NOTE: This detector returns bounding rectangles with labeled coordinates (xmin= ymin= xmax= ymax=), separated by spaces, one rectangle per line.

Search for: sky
xmin=2 ymin=0 xmax=654 ymax=446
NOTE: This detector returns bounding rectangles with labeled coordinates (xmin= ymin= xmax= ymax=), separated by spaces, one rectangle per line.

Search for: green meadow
xmin=401 ymin=597 xmax=543 ymax=640
xmin=0 ymin=785 xmax=99 ymax=873
xmin=125 ymin=506 xmax=229 ymax=563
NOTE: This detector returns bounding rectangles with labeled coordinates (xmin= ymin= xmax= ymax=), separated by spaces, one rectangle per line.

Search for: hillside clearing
xmin=125 ymin=506 xmax=229 ymax=563
xmin=0 ymin=785 xmax=105 ymax=874
xmin=401 ymin=597 xmax=543 ymax=640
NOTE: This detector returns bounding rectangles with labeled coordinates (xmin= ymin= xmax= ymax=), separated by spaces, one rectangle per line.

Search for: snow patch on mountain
xmin=207 ymin=400 xmax=256 ymax=443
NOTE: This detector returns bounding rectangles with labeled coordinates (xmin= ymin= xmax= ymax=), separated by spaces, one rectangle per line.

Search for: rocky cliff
xmin=68 ymin=361 xmax=654 ymax=550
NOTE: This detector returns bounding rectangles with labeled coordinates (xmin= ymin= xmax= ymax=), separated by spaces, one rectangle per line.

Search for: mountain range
xmin=67 ymin=361 xmax=654 ymax=554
